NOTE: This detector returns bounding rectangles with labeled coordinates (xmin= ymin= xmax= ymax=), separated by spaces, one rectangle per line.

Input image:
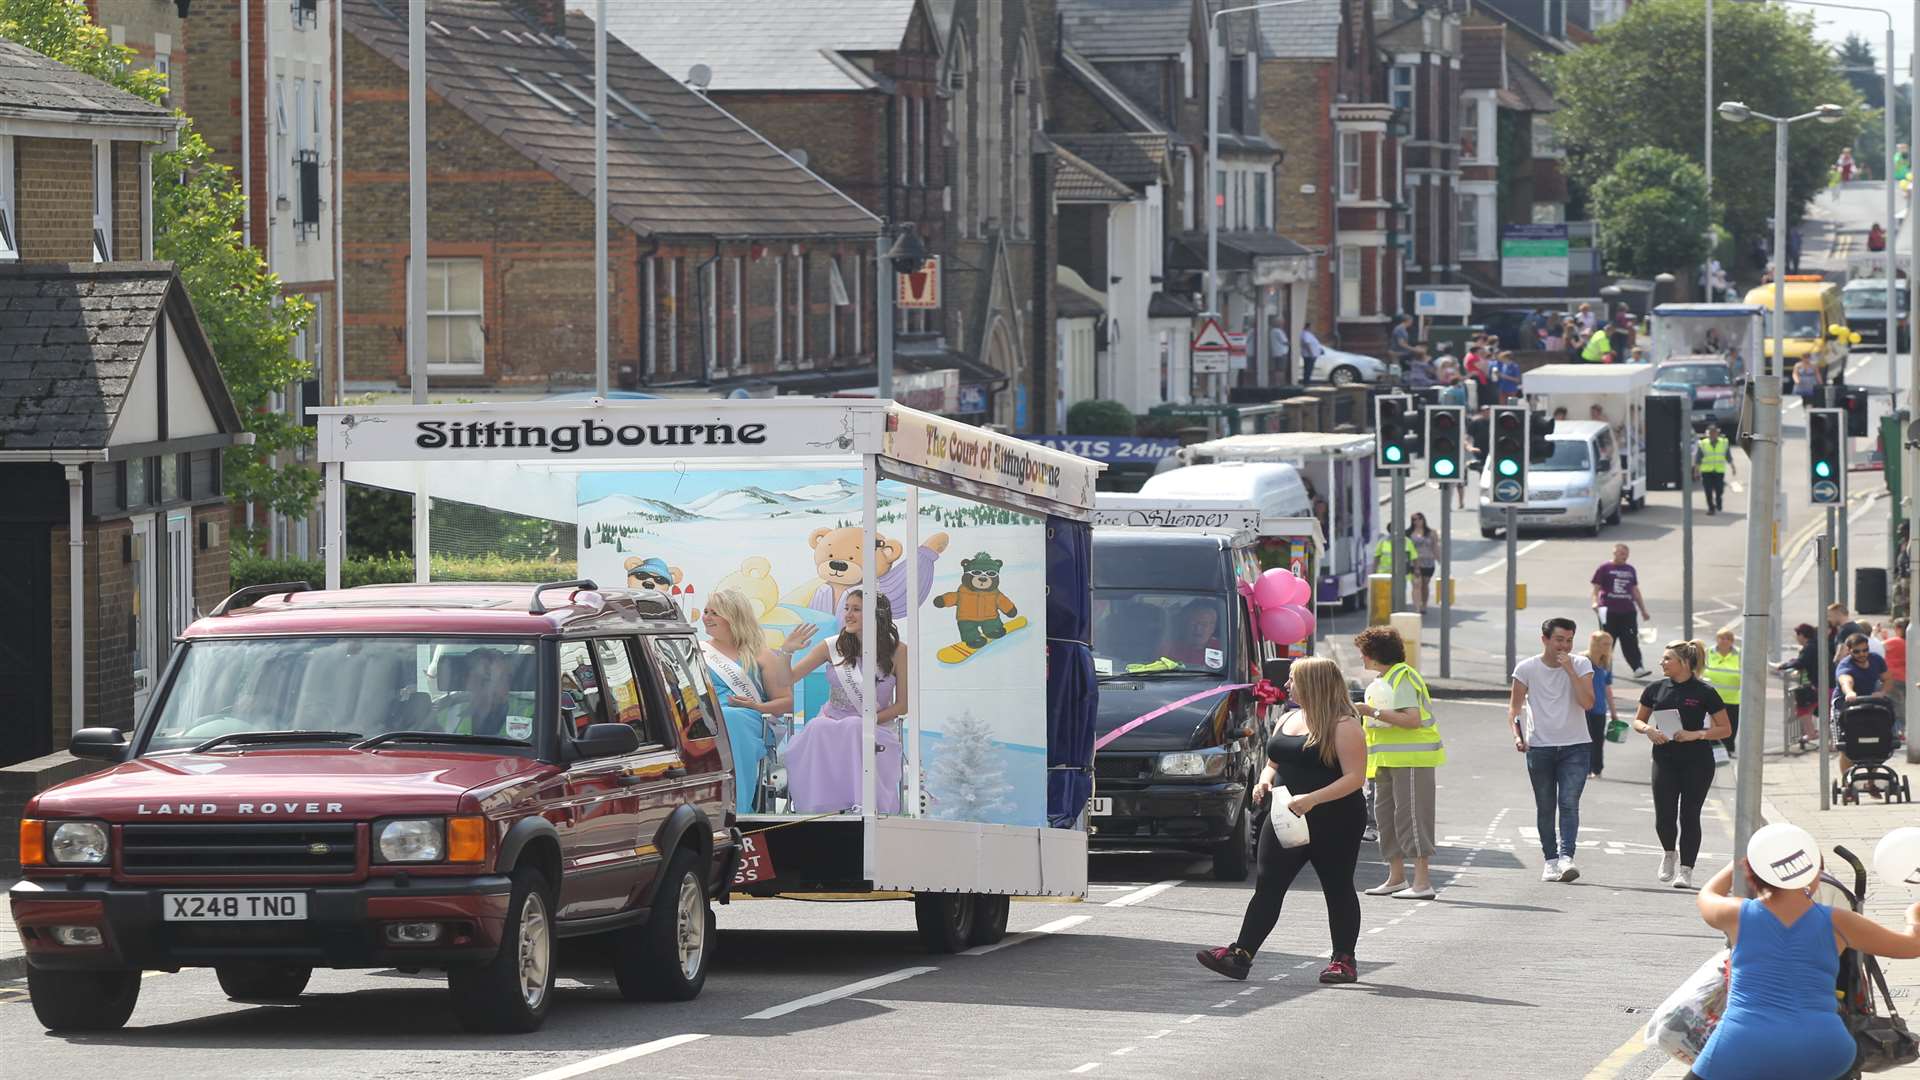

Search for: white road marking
xmin=514 ymin=1035 xmax=710 ymax=1080
xmin=1145 ymin=1029 xmax=1174 ymax=1040
xmin=1071 ymin=1063 xmax=1101 ymax=1074
xmin=1295 ymin=960 xmax=1317 ymax=968
xmin=961 ymin=914 xmax=1090 ymax=955
xmin=1112 ymin=1047 xmax=1137 ymax=1057
xmin=1180 ymin=1014 xmax=1206 ymax=1024
xmin=1238 ymin=987 xmax=1261 ymax=995
xmin=1104 ymin=879 xmax=1183 ymax=907
xmin=1210 ymin=999 xmax=1237 ymax=1009
xmin=1474 ymin=538 xmax=1547 ymax=575
xmin=743 ymin=966 xmax=938 ymax=1020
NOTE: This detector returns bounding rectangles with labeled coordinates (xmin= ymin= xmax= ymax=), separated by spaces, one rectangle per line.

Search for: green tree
xmin=1546 ymin=0 xmax=1865 ymax=247
xmin=1838 ymin=33 xmax=1882 ymax=109
xmin=1589 ymin=148 xmax=1714 ymax=279
xmin=1 ymin=0 xmax=317 ymax=544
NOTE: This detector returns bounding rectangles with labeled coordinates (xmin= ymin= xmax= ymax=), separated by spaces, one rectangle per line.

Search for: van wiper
xmin=190 ymin=730 xmax=365 ymax=753
xmin=352 ymin=730 xmax=528 ymax=750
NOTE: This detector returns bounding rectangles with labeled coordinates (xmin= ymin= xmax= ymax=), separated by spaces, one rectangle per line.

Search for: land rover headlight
xmin=375 ymin=818 xmax=444 ymax=864
xmin=49 ymin=821 xmax=109 ymax=865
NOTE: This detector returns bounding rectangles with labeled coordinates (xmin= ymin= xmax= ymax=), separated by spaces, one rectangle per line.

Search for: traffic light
xmin=1529 ymin=410 xmax=1556 ymax=463
xmin=1647 ymin=393 xmax=1688 ymax=491
xmin=1489 ymin=404 xmax=1528 ymax=502
xmin=1809 ymin=407 xmax=1844 ymax=504
xmin=1424 ymin=404 xmax=1466 ymax=483
xmin=1835 ymin=385 xmax=1870 ymax=437
xmin=1374 ymin=393 xmax=1419 ymax=470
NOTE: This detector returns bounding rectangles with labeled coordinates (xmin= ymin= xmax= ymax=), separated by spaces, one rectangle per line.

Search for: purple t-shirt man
xmin=1591 ymin=559 xmax=1639 ymax=614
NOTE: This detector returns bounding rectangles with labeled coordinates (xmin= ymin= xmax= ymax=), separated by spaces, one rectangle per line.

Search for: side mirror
xmin=1261 ymin=657 xmax=1292 ymax=686
xmin=575 ymin=722 xmax=640 ymax=759
xmin=70 ymin=727 xmax=129 ymax=762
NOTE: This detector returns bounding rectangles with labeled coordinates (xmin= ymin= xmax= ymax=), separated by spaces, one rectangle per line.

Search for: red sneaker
xmin=1318 ymin=954 xmax=1358 ymax=984
xmin=1196 ymin=945 xmax=1252 ymax=980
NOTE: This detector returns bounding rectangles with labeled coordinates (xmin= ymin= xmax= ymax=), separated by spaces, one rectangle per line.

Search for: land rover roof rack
xmin=209 ymin=581 xmax=313 ymax=616
xmin=528 ymin=579 xmax=599 ymax=615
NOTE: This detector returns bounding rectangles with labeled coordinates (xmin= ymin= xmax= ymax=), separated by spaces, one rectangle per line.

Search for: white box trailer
xmin=1649 ymin=303 xmax=1765 ymax=377
xmin=1521 ymin=363 xmax=1659 ymax=508
xmin=313 ymin=399 xmax=1103 ymax=952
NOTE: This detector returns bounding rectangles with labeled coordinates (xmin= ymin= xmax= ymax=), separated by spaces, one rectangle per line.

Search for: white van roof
xmin=1547 ymin=419 xmax=1610 ymax=440
xmin=1523 ymin=363 xmax=1658 ymax=394
xmin=1140 ymin=461 xmax=1313 ymax=515
xmin=1183 ymin=432 xmax=1375 ymax=463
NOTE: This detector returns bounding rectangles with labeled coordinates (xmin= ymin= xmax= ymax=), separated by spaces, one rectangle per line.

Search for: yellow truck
xmin=1744 ymin=276 xmax=1849 ymax=380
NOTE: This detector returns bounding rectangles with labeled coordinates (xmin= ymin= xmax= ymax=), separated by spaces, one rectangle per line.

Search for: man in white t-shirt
xmin=1509 ymin=617 xmax=1597 ymax=884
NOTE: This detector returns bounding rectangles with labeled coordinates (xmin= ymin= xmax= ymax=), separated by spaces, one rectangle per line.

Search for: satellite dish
xmin=686 ymin=63 xmax=712 ymax=91
xmin=789 ymin=147 xmax=810 ymax=168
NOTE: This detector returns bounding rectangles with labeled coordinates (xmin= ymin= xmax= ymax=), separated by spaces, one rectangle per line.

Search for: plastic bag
xmin=1268 ymin=786 xmax=1311 ymax=848
xmin=1712 ymin=744 xmax=1731 ymax=767
xmin=1645 ymin=948 xmax=1730 ymax=1064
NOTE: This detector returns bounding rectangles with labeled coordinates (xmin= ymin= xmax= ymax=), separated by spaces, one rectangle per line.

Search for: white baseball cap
xmin=1748 ymin=823 xmax=1821 ymax=891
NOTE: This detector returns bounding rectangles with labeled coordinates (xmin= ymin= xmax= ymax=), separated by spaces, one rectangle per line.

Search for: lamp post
xmin=1715 ymin=98 xmax=1847 ymax=897
xmin=1207 ymin=1 xmax=1313 ymax=345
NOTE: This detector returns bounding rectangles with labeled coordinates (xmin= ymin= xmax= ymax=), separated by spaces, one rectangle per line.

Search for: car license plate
xmin=1089 ymin=797 xmax=1113 ymax=816
xmin=162 ymin=892 xmax=307 ymax=922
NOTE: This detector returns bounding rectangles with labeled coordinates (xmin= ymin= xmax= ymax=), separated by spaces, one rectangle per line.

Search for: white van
xmin=1477 ymin=419 xmax=1623 ymax=538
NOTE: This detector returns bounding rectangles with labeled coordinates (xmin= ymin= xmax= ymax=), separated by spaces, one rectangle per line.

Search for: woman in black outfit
xmin=1772 ymin=623 xmax=1821 ymax=746
xmin=1632 ymin=640 xmax=1732 ymax=892
xmin=1198 ymin=656 xmax=1368 ymax=984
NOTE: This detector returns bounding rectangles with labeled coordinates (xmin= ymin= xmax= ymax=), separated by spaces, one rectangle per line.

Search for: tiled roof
xmin=1255 ymin=0 xmax=1340 ymax=59
xmin=0 ymin=264 xmax=240 ymax=451
xmin=1206 ymin=0 xmax=1258 ymax=53
xmin=1054 ymin=283 xmax=1106 ymax=319
xmin=343 ymin=0 xmax=878 ymax=240
xmin=0 ymin=37 xmax=177 ymax=130
xmin=1059 ymin=46 xmax=1170 ymax=134
xmin=1054 ymin=145 xmax=1137 ymax=203
xmin=1509 ymin=56 xmax=1557 ymax=112
xmin=1052 ymin=133 xmax=1172 ymax=187
xmin=604 ymin=0 xmax=925 ymax=93
xmin=1058 ymin=0 xmax=1194 ymax=58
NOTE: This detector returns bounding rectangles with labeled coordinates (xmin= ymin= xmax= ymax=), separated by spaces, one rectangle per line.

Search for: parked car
xmin=9 ymin=580 xmax=738 ymax=1035
xmin=1841 ymin=278 xmax=1910 ymax=352
xmin=1653 ymin=356 xmax=1741 ymax=431
xmin=1311 ymin=347 xmax=1397 ymax=386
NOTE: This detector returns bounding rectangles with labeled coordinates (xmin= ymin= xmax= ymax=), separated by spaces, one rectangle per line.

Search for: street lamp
xmin=1205 ymin=0 xmax=1313 ymax=395
xmin=1715 ymin=98 xmax=1844 ymax=895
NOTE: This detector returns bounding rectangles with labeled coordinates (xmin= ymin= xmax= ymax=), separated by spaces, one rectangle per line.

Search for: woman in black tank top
xmin=1198 ymin=656 xmax=1369 ymax=984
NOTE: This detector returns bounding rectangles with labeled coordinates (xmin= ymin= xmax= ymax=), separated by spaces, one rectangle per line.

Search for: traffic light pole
xmin=1837 ymin=491 xmax=1850 ymax=609
xmin=1505 ymin=508 xmax=1518 ymax=680
xmin=1439 ymin=491 xmax=1452 ymax=678
xmin=1390 ymin=470 xmax=1407 ymax=614
xmin=1818 ymin=532 xmax=1833 ymax=811
xmin=1683 ymin=430 xmax=1695 ymax=638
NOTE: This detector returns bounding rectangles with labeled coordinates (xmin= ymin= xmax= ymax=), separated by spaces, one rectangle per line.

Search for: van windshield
xmin=1768 ymin=309 xmax=1825 ymax=339
xmin=1534 ymin=441 xmax=1593 ymax=472
xmin=1093 ymin=590 xmax=1233 ymax=675
xmin=145 ymin=637 xmax=543 ymax=753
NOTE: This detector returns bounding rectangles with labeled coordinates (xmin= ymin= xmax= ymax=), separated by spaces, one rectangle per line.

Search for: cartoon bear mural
xmin=931 ymin=552 xmax=1030 ymax=663
xmin=805 ymin=525 xmax=949 ymax=623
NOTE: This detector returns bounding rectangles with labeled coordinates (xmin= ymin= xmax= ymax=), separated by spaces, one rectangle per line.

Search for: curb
xmin=0 ymin=952 xmax=24 ymax=981
xmin=1427 ymin=686 xmax=1512 ymax=701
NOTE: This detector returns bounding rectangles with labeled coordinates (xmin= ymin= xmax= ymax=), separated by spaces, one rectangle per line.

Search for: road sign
xmin=1493 ymin=477 xmax=1524 ymax=503
xmin=896 ymin=256 xmax=941 ymax=309
xmin=1813 ymin=478 xmax=1841 ymax=504
xmin=1192 ymin=315 xmax=1231 ymax=375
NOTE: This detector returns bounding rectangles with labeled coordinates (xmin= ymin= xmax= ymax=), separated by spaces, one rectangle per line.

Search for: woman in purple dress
xmin=785 ymin=590 xmax=911 ymax=814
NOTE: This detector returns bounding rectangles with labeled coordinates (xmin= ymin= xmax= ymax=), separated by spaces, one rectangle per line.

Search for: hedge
xmin=229 ymin=554 xmax=579 ymax=592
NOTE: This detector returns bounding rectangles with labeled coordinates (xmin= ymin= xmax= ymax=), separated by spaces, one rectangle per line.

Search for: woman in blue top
xmin=1688 ymin=823 xmax=1920 ymax=1080
xmin=700 ymin=588 xmax=814 ymax=815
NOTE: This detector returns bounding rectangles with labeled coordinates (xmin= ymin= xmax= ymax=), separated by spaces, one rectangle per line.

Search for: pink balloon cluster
xmin=1251 ymin=568 xmax=1315 ymax=644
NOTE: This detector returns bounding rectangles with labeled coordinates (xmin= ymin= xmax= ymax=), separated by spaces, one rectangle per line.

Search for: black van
xmin=1089 ymin=529 xmax=1276 ymax=881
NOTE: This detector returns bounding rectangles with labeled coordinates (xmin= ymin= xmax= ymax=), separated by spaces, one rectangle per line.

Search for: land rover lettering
xmin=134 ymin=802 xmax=346 ymax=815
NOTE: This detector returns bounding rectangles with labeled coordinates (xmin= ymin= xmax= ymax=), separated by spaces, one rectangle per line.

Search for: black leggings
xmin=1721 ymin=704 xmax=1740 ymax=755
xmin=1586 ymin=713 xmax=1608 ymax=774
xmin=1603 ymin=609 xmax=1644 ymax=672
xmin=1235 ymin=794 xmax=1365 ymax=958
xmin=1653 ymin=751 xmax=1715 ymax=866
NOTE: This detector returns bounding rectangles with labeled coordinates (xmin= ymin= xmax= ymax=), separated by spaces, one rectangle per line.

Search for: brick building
xmin=1378 ymin=0 xmax=1465 ymax=310
xmin=1260 ymin=0 xmax=1403 ymax=358
xmin=0 ymin=43 xmax=247 ymax=766
xmin=604 ymin=0 xmax=1010 ymax=421
xmin=1458 ymin=20 xmax=1563 ymax=295
xmin=86 ymin=0 xmax=189 ymax=113
xmin=338 ymin=0 xmax=880 ymax=403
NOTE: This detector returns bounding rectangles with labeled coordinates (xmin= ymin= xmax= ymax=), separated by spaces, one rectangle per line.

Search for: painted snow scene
xmin=576 ymin=467 xmax=1047 ymax=828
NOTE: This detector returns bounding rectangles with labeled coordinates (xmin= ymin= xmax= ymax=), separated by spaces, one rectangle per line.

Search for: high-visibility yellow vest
xmin=1365 ymin=662 xmax=1445 ymax=775
xmin=1374 ymin=536 xmax=1417 ymax=574
xmin=1699 ymin=437 xmax=1730 ymax=475
xmin=1703 ymin=648 xmax=1741 ymax=705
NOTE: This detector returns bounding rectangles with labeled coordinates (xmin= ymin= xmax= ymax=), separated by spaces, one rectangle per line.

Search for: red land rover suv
xmin=10 ymin=580 xmax=739 ymax=1034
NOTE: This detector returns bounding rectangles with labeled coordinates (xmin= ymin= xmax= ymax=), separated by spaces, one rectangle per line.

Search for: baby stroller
xmin=1832 ymin=696 xmax=1912 ymax=805
xmin=1816 ymin=846 xmax=1920 ymax=1077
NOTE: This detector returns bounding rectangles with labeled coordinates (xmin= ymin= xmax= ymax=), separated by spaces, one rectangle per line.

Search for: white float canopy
xmin=1181 ymin=431 xmax=1376 ymax=463
xmin=1522 ymin=362 xmax=1658 ymax=395
xmin=313 ymin=398 xmax=1104 ymax=522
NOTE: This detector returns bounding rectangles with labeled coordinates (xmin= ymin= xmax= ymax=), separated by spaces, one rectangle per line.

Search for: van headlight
xmin=374 ymin=818 xmax=445 ymax=864
xmin=1158 ymin=749 xmax=1230 ymax=777
xmin=49 ymin=821 xmax=109 ymax=865
xmin=1564 ymin=482 xmax=1592 ymax=498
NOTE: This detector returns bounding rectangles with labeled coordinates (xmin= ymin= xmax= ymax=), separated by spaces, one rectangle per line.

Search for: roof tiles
xmin=603 ymin=0 xmax=924 ymax=93
xmin=1058 ymin=0 xmax=1194 ymax=58
xmin=0 ymin=37 xmax=176 ymax=129
xmin=0 ymin=264 xmax=168 ymax=450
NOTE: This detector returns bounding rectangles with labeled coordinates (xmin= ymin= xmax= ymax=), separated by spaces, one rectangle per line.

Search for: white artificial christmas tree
xmin=926 ymin=710 xmax=1013 ymax=821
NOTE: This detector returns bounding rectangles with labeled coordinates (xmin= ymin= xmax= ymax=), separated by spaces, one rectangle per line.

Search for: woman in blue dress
xmin=1689 ymin=823 xmax=1920 ymax=1080
xmin=700 ymin=588 xmax=812 ymax=815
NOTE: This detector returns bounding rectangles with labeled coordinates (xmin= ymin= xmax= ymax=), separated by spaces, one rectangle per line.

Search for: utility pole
xmin=1818 ymin=532 xmax=1834 ymax=810
xmin=1390 ymin=471 xmax=1408 ymax=614
xmin=1440 ymin=488 xmax=1452 ymax=679
xmin=408 ymin=0 xmax=429 ymax=585
xmin=1910 ymin=1 xmax=1920 ymax=728
xmin=1505 ymin=507 xmax=1518 ymax=680
xmin=594 ymin=0 xmax=609 ymax=399
xmin=1683 ymin=426 xmax=1695 ymax=637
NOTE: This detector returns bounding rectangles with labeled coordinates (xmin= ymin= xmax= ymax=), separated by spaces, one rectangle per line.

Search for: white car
xmin=1307 ymin=347 xmax=1397 ymax=386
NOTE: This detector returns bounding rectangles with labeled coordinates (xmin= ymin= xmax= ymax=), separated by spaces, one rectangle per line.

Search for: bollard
xmin=1369 ymin=573 xmax=1392 ymax=626
xmin=1390 ymin=611 xmax=1424 ymax=671
xmin=1515 ymin=583 xmax=1527 ymax=610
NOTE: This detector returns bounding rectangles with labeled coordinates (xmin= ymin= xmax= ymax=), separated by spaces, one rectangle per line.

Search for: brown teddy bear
xmin=806 ymin=525 xmax=949 ymax=621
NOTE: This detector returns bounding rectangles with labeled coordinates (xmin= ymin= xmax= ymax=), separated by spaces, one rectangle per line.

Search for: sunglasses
xmin=1852 ymin=648 xmax=1872 ymax=657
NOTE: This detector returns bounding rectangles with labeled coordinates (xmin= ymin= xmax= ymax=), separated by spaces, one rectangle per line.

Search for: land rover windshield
xmin=144 ymin=637 xmax=543 ymax=754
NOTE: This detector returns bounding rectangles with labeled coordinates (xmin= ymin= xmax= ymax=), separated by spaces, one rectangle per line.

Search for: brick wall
xmin=193 ymin=504 xmax=231 ymax=616
xmin=184 ymin=0 xmax=243 ymax=180
xmin=14 ymin=137 xmax=94 ymax=261
xmin=1263 ymin=61 xmax=1335 ymax=335
xmin=112 ymin=141 xmax=142 ymax=259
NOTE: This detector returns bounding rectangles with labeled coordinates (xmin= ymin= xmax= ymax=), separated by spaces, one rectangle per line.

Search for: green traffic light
xmin=1386 ymin=447 xmax=1404 ymax=463
xmin=1814 ymin=460 xmax=1832 ymax=479
xmin=1498 ymin=458 xmax=1519 ymax=477
xmin=1435 ymin=459 xmax=1456 ymax=477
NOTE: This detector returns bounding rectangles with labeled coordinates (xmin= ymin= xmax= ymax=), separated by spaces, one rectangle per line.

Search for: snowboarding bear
xmin=933 ymin=552 xmax=1019 ymax=649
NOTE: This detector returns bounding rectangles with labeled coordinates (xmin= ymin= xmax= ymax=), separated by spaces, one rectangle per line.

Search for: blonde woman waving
xmin=1198 ymin=657 xmax=1368 ymax=984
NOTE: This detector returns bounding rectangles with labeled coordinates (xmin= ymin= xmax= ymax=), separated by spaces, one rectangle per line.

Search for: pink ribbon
xmin=1094 ymin=682 xmax=1254 ymax=752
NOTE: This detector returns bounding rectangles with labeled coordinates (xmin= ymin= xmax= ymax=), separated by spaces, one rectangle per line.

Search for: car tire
xmin=913 ymin=893 xmax=977 ymax=954
xmin=215 ymin=962 xmax=312 ymax=1001
xmin=1585 ymin=505 xmax=1603 ymax=537
xmin=966 ymin=895 xmax=1011 ymax=947
xmin=27 ymin=967 xmax=141 ymax=1032
xmin=1481 ymin=526 xmax=1498 ymax=539
xmin=1329 ymin=365 xmax=1361 ymax=387
xmin=1606 ymin=499 xmax=1622 ymax=526
xmin=614 ymin=845 xmax=714 ymax=1002
xmin=1211 ymin=801 xmax=1252 ymax=882
xmin=448 ymin=864 xmax=555 ymax=1033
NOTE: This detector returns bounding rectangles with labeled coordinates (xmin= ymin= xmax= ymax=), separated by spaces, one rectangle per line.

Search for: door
xmin=0 ymin=524 xmax=52 ymax=765
xmin=129 ymin=516 xmax=159 ymax=718
xmin=165 ymin=511 xmax=193 ymax=637
xmin=553 ymin=637 xmax=645 ymax=920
